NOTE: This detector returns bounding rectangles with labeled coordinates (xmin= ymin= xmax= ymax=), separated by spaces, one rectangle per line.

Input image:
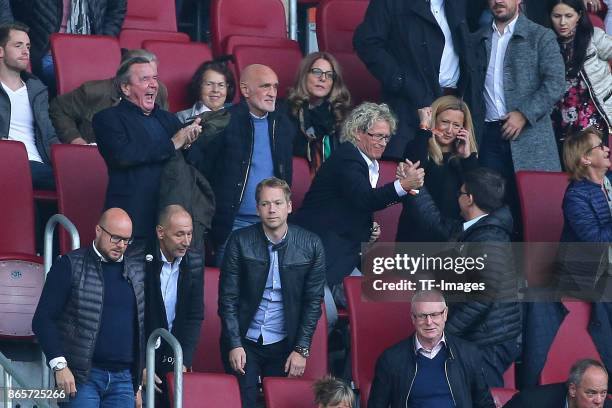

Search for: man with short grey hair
xmin=369 ymin=290 xmax=495 ymax=408
xmin=505 ymin=358 xmax=611 ymax=407
xmin=50 ymin=49 xmax=170 ymax=144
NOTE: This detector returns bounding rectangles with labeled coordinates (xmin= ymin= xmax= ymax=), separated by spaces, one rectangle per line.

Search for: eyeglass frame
xmin=366 ymin=131 xmax=392 ymax=143
xmin=98 ymin=225 xmax=133 ymax=246
xmin=309 ymin=67 xmax=337 ymax=81
xmin=586 ymin=141 xmax=605 ymax=153
xmin=412 ymin=307 xmax=447 ymax=321
xmin=456 ymin=190 xmax=470 ymax=198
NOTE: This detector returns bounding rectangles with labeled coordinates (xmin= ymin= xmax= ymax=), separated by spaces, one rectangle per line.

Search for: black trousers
xmin=223 ymin=337 xmax=290 ymax=408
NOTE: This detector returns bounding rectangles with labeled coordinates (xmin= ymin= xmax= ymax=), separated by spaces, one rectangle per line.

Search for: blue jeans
xmin=60 ymin=367 xmax=135 ymax=408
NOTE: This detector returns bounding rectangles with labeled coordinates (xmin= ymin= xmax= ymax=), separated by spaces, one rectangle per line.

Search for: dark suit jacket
xmin=292 ymin=142 xmax=401 ymax=284
xmin=504 ymin=382 xmax=612 ymax=407
xmin=353 ymin=0 xmax=478 ymax=158
xmin=145 ymin=247 xmax=204 ymax=372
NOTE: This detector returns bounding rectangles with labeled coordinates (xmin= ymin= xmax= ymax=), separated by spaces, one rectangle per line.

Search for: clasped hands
xmin=171 ymin=117 xmax=202 ymax=150
xmin=396 ymin=160 xmax=425 ymax=192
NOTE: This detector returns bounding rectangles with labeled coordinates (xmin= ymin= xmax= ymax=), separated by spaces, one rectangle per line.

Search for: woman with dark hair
xmin=287 ymin=51 xmax=351 ymax=176
xmin=176 ymin=60 xmax=236 ymax=123
xmin=396 ymin=95 xmax=479 ymax=242
xmin=549 ymin=0 xmax=612 ymax=162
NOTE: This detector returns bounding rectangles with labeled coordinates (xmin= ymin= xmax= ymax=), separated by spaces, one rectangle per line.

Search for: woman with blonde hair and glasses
xmin=396 ymin=95 xmax=479 ymax=242
xmin=287 ymin=51 xmax=351 ymax=176
xmin=556 ymin=127 xmax=612 ymax=297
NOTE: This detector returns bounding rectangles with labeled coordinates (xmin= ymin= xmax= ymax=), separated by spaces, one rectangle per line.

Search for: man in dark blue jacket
xmin=187 ymin=64 xmax=295 ymax=264
xmin=93 ymin=56 xmax=203 ymax=246
xmin=369 ymin=290 xmax=495 ymax=408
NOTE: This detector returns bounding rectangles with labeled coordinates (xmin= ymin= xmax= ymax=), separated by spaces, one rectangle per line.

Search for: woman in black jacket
xmin=288 ymin=51 xmax=351 ymax=177
xmin=396 ymin=95 xmax=478 ymax=242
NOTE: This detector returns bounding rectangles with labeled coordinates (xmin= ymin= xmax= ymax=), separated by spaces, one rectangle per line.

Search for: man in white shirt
xmin=0 ymin=23 xmax=58 ymax=190
xmin=473 ymin=0 xmax=565 ymax=233
xmin=144 ymin=204 xmax=204 ymax=408
xmin=354 ymin=0 xmax=477 ymax=160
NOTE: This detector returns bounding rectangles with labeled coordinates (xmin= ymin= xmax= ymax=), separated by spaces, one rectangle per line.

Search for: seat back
xmin=192 ymin=266 xmax=224 ymax=373
xmin=52 ymin=145 xmax=108 ymax=255
xmin=263 ymin=378 xmax=316 ymax=408
xmin=540 ymin=300 xmax=601 ymax=384
xmin=167 ymin=372 xmax=242 ymax=408
xmin=118 ymin=29 xmax=190 ymax=50
xmin=143 ymin=40 xmax=213 ymax=112
xmin=491 ymin=387 xmax=518 ymax=408
xmin=375 ymin=160 xmax=401 ymax=242
xmin=211 ymin=0 xmax=287 ymax=56
xmin=516 ymin=171 xmax=568 ymax=286
xmin=0 ymin=255 xmax=44 ymax=340
xmin=302 ymin=303 xmax=328 ymax=379
xmin=291 ymin=156 xmax=312 ymax=212
xmin=122 ymin=0 xmax=177 ymax=31
xmin=317 ymin=0 xmax=380 ymax=104
xmin=232 ymin=44 xmax=303 ymax=99
xmin=50 ymin=34 xmax=121 ymax=95
xmin=0 ymin=141 xmax=36 ymax=255
xmin=345 ymin=276 xmax=414 ymax=391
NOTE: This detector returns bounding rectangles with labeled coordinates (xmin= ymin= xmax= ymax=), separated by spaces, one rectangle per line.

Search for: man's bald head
xmin=156 ymin=205 xmax=193 ymax=262
xmin=95 ymin=208 xmax=133 ymax=261
xmin=239 ymin=64 xmax=279 ymax=116
xmin=157 ymin=204 xmax=191 ymax=228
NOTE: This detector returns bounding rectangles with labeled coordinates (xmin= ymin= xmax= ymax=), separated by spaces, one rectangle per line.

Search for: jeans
xmin=215 ymin=214 xmax=260 ymax=266
xmin=59 ymin=367 xmax=135 ymax=408
xmin=40 ymin=53 xmax=57 ymax=97
xmin=30 ymin=161 xmax=55 ymax=191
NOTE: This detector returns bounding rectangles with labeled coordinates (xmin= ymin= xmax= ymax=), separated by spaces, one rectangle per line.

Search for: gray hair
xmin=567 ymin=359 xmax=608 ymax=387
xmin=340 ymin=102 xmax=397 ymax=145
xmin=410 ymin=290 xmax=447 ymax=309
xmin=313 ymin=376 xmax=355 ymax=407
xmin=121 ymin=48 xmax=158 ymax=64
xmin=114 ymin=56 xmax=152 ymax=97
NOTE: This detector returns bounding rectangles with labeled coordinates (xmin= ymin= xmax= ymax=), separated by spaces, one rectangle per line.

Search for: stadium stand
xmin=291 ymin=156 xmax=311 ymax=212
xmin=118 ymin=29 xmax=190 ymax=50
xmin=122 ymin=0 xmax=178 ymax=32
xmin=263 ymin=377 xmax=316 ymax=408
xmin=167 ymin=372 xmax=242 ymax=408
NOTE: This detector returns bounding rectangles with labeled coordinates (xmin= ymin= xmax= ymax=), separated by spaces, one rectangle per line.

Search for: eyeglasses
xmin=413 ymin=308 xmax=446 ymax=321
xmin=367 ymin=132 xmax=391 ymax=143
xmin=586 ymin=142 xmax=605 ymax=153
xmin=309 ymin=68 xmax=336 ymax=81
xmin=457 ymin=190 xmax=469 ymax=198
xmin=203 ymin=81 xmax=227 ymax=90
xmin=99 ymin=225 xmax=133 ymax=245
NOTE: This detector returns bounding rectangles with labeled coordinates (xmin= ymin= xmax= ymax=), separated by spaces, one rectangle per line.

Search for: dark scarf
xmin=558 ymin=36 xmax=578 ymax=78
xmin=298 ymin=100 xmax=336 ymax=175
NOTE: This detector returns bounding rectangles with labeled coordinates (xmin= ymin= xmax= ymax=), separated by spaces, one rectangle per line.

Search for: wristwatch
xmin=294 ymin=346 xmax=310 ymax=358
xmin=52 ymin=361 xmax=67 ymax=372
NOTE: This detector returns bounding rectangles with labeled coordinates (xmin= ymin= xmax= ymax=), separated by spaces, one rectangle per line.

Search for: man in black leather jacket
xmin=369 ymin=290 xmax=494 ymax=408
xmin=219 ymin=177 xmax=325 ymax=408
xmin=399 ymin=166 xmax=521 ymax=387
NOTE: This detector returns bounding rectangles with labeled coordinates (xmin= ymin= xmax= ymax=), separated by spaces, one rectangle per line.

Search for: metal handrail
xmin=288 ymin=0 xmax=298 ymax=40
xmin=41 ymin=214 xmax=80 ymax=389
xmin=146 ymin=329 xmax=184 ymax=408
xmin=0 ymin=351 xmax=51 ymax=408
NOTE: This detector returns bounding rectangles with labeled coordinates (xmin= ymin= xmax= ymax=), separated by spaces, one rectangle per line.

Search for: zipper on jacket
xmin=238 ymin=120 xmax=255 ymax=205
xmin=444 ymin=349 xmax=457 ymax=406
xmin=404 ymin=360 xmax=418 ymax=408
xmin=579 ymin=70 xmax=611 ymax=132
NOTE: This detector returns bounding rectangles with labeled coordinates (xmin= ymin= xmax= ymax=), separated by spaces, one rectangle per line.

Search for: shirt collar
xmin=491 ymin=13 xmax=519 ymax=36
xmin=92 ymin=241 xmax=123 ymax=263
xmin=463 ymin=214 xmax=488 ymax=231
xmin=430 ymin=0 xmax=444 ymax=10
xmin=250 ymin=111 xmax=269 ymax=120
xmin=415 ymin=332 xmax=446 ymax=354
xmin=264 ymin=227 xmax=289 ymax=246
xmin=357 ymin=148 xmax=379 ymax=172
xmin=160 ymin=249 xmax=182 ymax=266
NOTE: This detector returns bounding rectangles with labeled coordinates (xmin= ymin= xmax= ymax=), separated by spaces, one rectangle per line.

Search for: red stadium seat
xmin=516 ymin=171 xmax=568 ymax=286
xmin=122 ymin=0 xmax=177 ymax=32
xmin=0 ymin=254 xmax=44 ymax=340
xmin=50 ymin=34 xmax=121 ymax=95
xmin=540 ymin=300 xmax=601 ymax=384
xmin=192 ymin=266 xmax=224 ymax=373
xmin=0 ymin=141 xmax=36 ymax=255
xmin=210 ymin=0 xmax=288 ymax=56
xmin=303 ymin=303 xmax=328 ymax=379
xmin=167 ymin=372 xmax=241 ymax=408
xmin=589 ymin=12 xmax=605 ymax=29
xmin=291 ymin=156 xmax=312 ymax=212
xmin=375 ymin=160 xmax=402 ymax=242
xmin=51 ymin=145 xmax=108 ymax=255
xmin=317 ymin=0 xmax=380 ymax=104
xmin=232 ymin=44 xmax=303 ymax=99
xmin=263 ymin=378 xmax=316 ymax=408
xmin=143 ymin=40 xmax=213 ymax=112
xmin=118 ymin=29 xmax=190 ymax=50
xmin=491 ymin=387 xmax=518 ymax=408
xmin=344 ymin=276 xmax=414 ymax=408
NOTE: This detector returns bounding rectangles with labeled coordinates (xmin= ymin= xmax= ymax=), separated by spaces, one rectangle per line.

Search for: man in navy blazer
xmin=292 ymin=102 xmax=424 ymax=325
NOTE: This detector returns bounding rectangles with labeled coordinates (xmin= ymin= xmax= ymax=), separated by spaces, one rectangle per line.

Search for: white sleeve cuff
xmin=394 ymin=179 xmax=408 ymax=197
xmin=49 ymin=356 xmax=67 ymax=370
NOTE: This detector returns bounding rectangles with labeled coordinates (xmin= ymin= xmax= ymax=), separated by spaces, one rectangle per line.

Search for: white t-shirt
xmin=1 ymin=81 xmax=43 ymax=163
